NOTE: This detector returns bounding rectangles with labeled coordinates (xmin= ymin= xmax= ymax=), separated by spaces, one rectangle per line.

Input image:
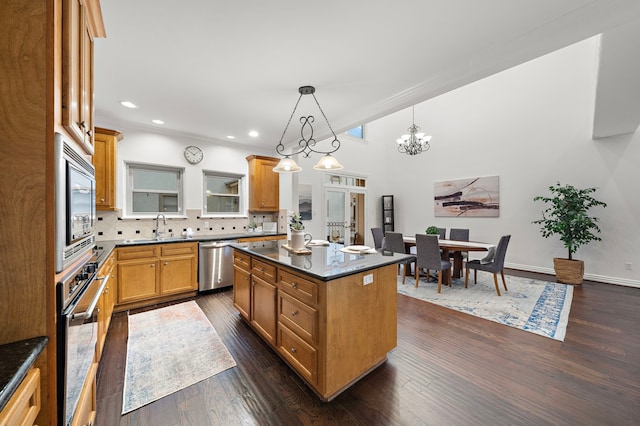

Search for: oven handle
xmin=70 ymin=276 xmax=107 ymax=320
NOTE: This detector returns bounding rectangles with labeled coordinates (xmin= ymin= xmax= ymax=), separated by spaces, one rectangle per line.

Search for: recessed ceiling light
xmin=152 ymin=119 xmax=164 ymax=124
xmin=226 ymin=135 xmax=235 ymax=139
xmin=248 ymin=130 xmax=259 ymax=137
xmin=120 ymin=101 xmax=138 ymax=109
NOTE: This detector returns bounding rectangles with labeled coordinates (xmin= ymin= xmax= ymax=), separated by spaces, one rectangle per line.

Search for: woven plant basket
xmin=553 ymin=258 xmax=584 ymax=285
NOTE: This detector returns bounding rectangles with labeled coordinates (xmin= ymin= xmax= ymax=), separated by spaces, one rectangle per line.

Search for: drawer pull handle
xmin=291 ymin=347 xmax=297 ymax=354
xmin=259 ymin=267 xmax=265 ymax=272
xmin=291 ymin=310 xmax=298 ymax=316
xmin=164 ymin=262 xmax=168 ymax=266
xmin=291 ymin=282 xmax=298 ymax=289
xmin=151 ymin=264 xmax=155 ymax=268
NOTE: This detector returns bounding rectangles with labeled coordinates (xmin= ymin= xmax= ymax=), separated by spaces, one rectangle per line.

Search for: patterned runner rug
xmin=398 ymin=274 xmax=573 ymax=341
xmin=122 ymin=301 xmax=236 ymax=414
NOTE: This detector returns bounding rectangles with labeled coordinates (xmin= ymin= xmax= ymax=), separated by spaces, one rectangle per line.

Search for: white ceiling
xmin=94 ymin=0 xmax=640 ymax=151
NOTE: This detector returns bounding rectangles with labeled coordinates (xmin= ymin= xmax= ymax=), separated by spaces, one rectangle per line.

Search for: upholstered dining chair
xmin=464 ymin=235 xmax=511 ymax=296
xmin=414 ymin=234 xmax=452 ymax=293
xmin=371 ymin=227 xmax=384 ymax=250
xmin=382 ymin=232 xmax=414 ymax=284
xmin=439 ymin=228 xmax=447 ymax=239
xmin=448 ymin=228 xmax=470 ymax=263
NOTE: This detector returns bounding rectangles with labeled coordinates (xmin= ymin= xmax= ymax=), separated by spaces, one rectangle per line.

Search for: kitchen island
xmin=232 ymin=240 xmax=414 ymax=401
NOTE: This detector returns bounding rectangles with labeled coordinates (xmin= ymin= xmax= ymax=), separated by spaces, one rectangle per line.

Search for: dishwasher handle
xmin=199 ymin=240 xmax=237 ymax=248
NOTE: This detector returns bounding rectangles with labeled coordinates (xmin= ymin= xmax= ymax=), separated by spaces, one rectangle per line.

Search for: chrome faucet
xmin=155 ymin=213 xmax=167 ymax=239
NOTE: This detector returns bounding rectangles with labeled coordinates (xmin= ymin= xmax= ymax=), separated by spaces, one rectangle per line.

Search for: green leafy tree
xmin=532 ymin=183 xmax=607 ymax=260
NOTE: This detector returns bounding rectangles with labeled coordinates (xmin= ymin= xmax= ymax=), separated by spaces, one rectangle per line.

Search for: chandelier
xmin=396 ymin=106 xmax=432 ymax=155
xmin=273 ymin=86 xmax=343 ymax=173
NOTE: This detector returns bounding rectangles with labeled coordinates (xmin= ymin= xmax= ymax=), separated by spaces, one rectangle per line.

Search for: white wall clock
xmin=184 ymin=145 xmax=204 ymax=164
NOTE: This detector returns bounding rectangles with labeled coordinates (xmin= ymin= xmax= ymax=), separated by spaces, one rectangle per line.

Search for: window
xmin=345 ymin=125 xmax=364 ymax=139
xmin=126 ymin=163 xmax=184 ymax=216
xmin=203 ymin=171 xmax=243 ymax=216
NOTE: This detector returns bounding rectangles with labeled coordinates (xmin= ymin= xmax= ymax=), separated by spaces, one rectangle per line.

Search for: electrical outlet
xmin=625 ymin=262 xmax=632 ymax=270
xmin=363 ymin=274 xmax=374 ymax=285
xmin=204 ymin=221 xmax=209 ymax=228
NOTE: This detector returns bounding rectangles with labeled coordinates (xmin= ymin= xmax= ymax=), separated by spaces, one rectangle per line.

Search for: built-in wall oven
xmin=55 ymin=132 xmax=96 ymax=273
xmin=56 ymin=253 xmax=105 ymax=426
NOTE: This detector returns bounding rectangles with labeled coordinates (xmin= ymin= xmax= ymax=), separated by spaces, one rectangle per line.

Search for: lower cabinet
xmin=116 ymin=242 xmax=197 ymax=309
xmin=0 ymin=367 xmax=40 ymax=426
xmin=233 ymin=263 xmax=251 ymax=320
xmin=250 ymin=275 xmax=277 ymax=345
xmin=72 ymin=363 xmax=97 ymax=426
xmin=96 ymin=251 xmax=116 ymax=361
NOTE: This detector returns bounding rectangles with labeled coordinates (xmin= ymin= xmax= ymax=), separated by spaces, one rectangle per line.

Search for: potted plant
xmin=425 ymin=226 xmax=440 ymax=236
xmin=532 ymin=183 xmax=607 ymax=284
xmin=248 ymin=221 xmax=258 ymax=232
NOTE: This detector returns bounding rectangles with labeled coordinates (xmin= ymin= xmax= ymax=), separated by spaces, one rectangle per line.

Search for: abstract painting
xmin=434 ymin=176 xmax=500 ymax=217
xmin=299 ymin=183 xmax=312 ymax=220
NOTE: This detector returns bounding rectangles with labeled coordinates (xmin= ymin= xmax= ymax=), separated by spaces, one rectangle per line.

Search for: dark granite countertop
xmin=232 ymin=240 xmax=415 ymax=281
xmin=94 ymin=232 xmax=286 ymax=267
xmin=0 ymin=336 xmax=48 ymax=412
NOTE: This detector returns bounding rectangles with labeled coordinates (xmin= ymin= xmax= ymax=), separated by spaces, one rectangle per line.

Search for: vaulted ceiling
xmin=94 ymin=0 xmax=640 ymax=151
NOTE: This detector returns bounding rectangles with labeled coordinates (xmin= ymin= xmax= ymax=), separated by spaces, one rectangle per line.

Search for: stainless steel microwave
xmin=54 ymin=133 xmax=96 ymax=272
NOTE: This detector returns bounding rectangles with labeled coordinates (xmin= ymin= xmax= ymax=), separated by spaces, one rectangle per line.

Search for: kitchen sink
xmin=121 ymin=236 xmax=191 ymax=244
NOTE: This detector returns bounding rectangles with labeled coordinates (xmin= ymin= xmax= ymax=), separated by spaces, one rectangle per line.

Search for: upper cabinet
xmin=246 ymin=155 xmax=280 ymax=212
xmin=61 ymin=0 xmax=106 ymax=154
xmin=94 ymin=127 xmax=122 ymax=211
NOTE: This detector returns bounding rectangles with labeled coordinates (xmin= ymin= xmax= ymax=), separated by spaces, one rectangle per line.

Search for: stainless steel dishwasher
xmin=198 ymin=240 xmax=237 ymax=291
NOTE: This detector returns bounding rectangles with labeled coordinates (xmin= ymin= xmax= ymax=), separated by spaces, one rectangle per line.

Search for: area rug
xmin=397 ymin=274 xmax=573 ymax=341
xmin=122 ymin=301 xmax=236 ymax=414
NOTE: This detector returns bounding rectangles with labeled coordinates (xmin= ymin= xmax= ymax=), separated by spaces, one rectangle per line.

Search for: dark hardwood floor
xmin=96 ymin=270 xmax=640 ymax=425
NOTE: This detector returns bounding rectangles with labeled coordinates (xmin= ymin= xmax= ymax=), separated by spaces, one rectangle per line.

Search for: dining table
xmin=402 ymin=236 xmax=496 ymax=286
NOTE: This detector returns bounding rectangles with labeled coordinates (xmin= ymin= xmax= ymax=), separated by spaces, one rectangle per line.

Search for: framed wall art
xmin=434 ymin=175 xmax=500 ymax=217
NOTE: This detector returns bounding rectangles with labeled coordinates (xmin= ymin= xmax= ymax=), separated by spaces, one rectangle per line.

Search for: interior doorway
xmin=323 ymin=173 xmax=367 ymax=246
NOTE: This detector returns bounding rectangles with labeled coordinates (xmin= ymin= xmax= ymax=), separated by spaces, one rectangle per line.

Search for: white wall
xmin=362 ymin=36 xmax=639 ymax=286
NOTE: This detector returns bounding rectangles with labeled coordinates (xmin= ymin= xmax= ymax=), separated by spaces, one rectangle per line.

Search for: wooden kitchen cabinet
xmin=233 ymin=251 xmax=251 ymax=321
xmin=246 ymin=155 xmax=280 ymax=212
xmin=159 ymin=243 xmax=198 ymax=295
xmin=94 ymin=127 xmax=122 ymax=211
xmin=250 ymin=259 xmax=278 ymax=345
xmin=71 ymin=363 xmax=97 ymax=426
xmin=96 ymin=251 xmax=116 ymax=361
xmin=116 ymin=242 xmax=197 ymax=310
xmin=61 ymin=0 xmax=105 ymax=153
xmin=0 ymin=367 xmax=41 ymax=426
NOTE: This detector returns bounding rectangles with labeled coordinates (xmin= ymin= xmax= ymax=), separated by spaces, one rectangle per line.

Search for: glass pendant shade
xmin=312 ymin=154 xmax=344 ymax=170
xmin=273 ymin=156 xmax=302 ymax=172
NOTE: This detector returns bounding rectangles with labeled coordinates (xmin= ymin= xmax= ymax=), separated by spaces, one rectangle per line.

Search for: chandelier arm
xmin=275 ymin=93 xmax=304 ymax=156
xmin=311 ymin=93 xmax=341 ymax=152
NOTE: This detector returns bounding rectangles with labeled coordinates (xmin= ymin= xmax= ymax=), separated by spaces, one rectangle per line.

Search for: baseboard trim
xmin=505 ymin=262 xmax=640 ymax=288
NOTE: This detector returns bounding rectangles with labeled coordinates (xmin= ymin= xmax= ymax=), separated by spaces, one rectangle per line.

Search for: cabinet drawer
xmin=117 ymin=245 xmax=158 ymax=260
xmin=278 ymin=291 xmax=317 ymax=345
xmin=278 ymin=324 xmax=317 ymax=385
xmin=278 ymin=269 xmax=318 ymax=306
xmin=161 ymin=242 xmax=196 ymax=257
xmin=233 ymin=250 xmax=251 ymax=271
xmin=0 ymin=367 xmax=40 ymax=426
xmin=251 ymin=259 xmax=276 ymax=284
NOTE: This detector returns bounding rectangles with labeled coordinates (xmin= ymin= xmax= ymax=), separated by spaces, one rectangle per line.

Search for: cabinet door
xmin=160 ymin=255 xmax=197 ymax=295
xmin=233 ymin=265 xmax=251 ymax=320
xmin=117 ymin=260 xmax=160 ymax=304
xmin=247 ymin=156 xmax=279 ymax=212
xmin=62 ymin=0 xmax=94 ymax=152
xmin=94 ymin=128 xmax=120 ymax=210
xmin=250 ymin=275 xmax=277 ymax=345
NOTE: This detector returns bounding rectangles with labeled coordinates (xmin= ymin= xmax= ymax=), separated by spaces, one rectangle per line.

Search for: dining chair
xmin=371 ymin=227 xmax=384 ymax=250
xmin=439 ymin=228 xmax=446 ymax=239
xmin=464 ymin=235 xmax=511 ymax=296
xmin=382 ymin=232 xmax=414 ymax=284
xmin=414 ymin=234 xmax=452 ymax=293
xmin=448 ymin=228 xmax=470 ymax=264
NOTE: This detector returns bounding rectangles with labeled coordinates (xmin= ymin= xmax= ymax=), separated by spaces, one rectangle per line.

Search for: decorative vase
xmin=553 ymin=258 xmax=584 ymax=285
xmin=290 ymin=230 xmax=312 ymax=250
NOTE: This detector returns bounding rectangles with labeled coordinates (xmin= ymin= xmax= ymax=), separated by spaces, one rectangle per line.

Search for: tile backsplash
xmin=96 ymin=209 xmax=275 ymax=241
